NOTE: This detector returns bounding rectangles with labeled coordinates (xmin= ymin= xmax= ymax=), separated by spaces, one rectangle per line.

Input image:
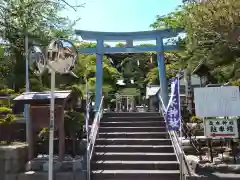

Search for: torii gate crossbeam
xmin=75 ymin=29 xmax=182 ymax=110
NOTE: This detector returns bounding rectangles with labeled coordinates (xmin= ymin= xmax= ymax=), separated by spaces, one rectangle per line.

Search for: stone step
xmin=98 ymin=132 xmax=168 ymax=139
xmin=194 ymin=130 xmax=204 ymax=136
xmin=210 ymin=172 xmax=240 ymax=179
xmin=99 ymin=127 xmax=166 ymax=132
xmin=95 ymin=145 xmax=174 ymax=153
xmin=93 ymin=152 xmax=177 ymax=161
xmin=100 ymin=121 xmax=166 ymax=127
xmin=102 ymin=116 xmax=164 ymax=122
xmin=91 ymin=170 xmax=180 ymax=180
xmin=96 ymin=138 xmax=172 ymax=145
xmin=91 ymin=160 xmax=179 ymax=170
xmin=103 ymin=112 xmax=160 ymax=118
xmin=18 ymin=171 xmax=85 ymax=180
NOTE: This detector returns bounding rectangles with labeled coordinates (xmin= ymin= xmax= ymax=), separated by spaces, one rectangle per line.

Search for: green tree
xmin=67 ymin=42 xmax=120 ymax=96
xmin=151 ymin=0 xmax=240 ymax=82
xmin=0 ymin=0 xmax=80 ymax=90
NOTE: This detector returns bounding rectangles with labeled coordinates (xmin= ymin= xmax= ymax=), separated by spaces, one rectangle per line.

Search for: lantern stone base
xmin=0 ymin=143 xmax=86 ymax=180
xmin=25 ymin=154 xmax=84 ymax=172
xmin=0 ymin=143 xmax=28 ymax=180
xmin=19 ymin=154 xmax=86 ymax=180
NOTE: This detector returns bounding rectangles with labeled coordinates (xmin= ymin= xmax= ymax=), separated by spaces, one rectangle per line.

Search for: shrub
xmin=0 ymin=88 xmax=14 ymax=95
xmin=38 ymin=128 xmax=49 ymax=141
xmin=231 ymin=81 xmax=240 ymax=86
xmin=0 ymin=107 xmax=12 ymax=114
xmin=0 ymin=114 xmax=16 ymax=124
xmin=64 ymin=111 xmax=84 ymax=138
xmin=191 ymin=116 xmax=202 ymax=123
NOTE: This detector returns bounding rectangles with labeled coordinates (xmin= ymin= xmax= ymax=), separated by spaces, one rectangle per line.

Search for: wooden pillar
xmin=184 ymin=70 xmax=193 ymax=114
xmin=29 ymin=106 xmax=34 ymax=160
xmin=58 ymin=106 xmax=65 ymax=161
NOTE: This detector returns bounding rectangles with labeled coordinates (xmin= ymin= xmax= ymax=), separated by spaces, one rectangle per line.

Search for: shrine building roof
xmin=12 ymin=90 xmax=73 ymax=114
xmin=13 ymin=90 xmax=71 ymax=101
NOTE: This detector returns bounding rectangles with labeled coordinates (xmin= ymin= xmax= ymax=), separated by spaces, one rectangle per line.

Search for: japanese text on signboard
xmin=205 ymin=119 xmax=238 ymax=138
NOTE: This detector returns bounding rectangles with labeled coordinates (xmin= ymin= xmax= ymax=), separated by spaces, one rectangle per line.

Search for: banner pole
xmin=178 ymin=75 xmax=183 ymax=180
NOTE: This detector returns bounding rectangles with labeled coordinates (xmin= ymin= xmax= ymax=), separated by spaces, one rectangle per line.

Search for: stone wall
xmin=0 ymin=143 xmax=28 ymax=180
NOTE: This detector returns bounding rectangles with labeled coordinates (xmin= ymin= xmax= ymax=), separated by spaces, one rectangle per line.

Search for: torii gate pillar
xmin=96 ymin=39 xmax=103 ymax=110
xmin=156 ymin=36 xmax=169 ymax=107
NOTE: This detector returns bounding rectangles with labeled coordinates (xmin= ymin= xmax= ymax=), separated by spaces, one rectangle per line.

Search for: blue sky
xmin=62 ymin=0 xmax=183 ymax=44
xmin=64 ymin=0 xmax=183 ymax=31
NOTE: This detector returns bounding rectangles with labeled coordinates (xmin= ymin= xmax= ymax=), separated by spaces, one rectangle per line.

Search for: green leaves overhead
xmin=151 ymin=0 xmax=240 ymax=82
xmin=3 ymin=0 xmax=240 ymax=100
xmin=73 ymin=42 xmax=120 ymax=94
xmin=0 ymin=0 xmax=81 ymax=91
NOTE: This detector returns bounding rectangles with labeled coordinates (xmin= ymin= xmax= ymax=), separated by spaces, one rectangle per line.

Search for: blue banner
xmin=165 ymin=77 xmax=181 ymax=131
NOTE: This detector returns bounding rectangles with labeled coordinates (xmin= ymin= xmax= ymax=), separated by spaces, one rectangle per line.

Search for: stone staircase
xmin=91 ymin=112 xmax=180 ymax=180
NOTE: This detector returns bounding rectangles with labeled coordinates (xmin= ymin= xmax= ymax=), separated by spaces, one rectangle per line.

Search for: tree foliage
xmin=0 ymin=0 xmax=81 ymax=91
xmin=0 ymin=0 xmax=120 ymax=96
xmin=151 ymin=0 xmax=240 ymax=83
xmin=3 ymin=0 xmax=239 ymax=108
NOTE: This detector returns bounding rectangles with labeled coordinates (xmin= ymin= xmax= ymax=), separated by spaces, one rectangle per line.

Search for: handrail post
xmin=87 ymin=145 xmax=91 ymax=180
xmin=180 ymin=151 xmax=183 ymax=180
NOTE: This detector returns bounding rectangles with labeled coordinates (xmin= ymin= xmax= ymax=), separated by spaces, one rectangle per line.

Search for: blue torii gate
xmin=75 ymin=29 xmax=181 ymax=110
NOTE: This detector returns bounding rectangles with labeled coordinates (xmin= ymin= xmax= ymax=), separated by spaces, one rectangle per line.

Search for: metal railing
xmin=86 ymin=96 xmax=104 ymax=180
xmin=182 ymin=120 xmax=202 ymax=157
xmin=158 ymin=96 xmax=192 ymax=180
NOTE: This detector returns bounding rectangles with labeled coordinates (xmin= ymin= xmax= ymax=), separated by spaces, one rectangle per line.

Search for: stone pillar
xmin=156 ymin=36 xmax=169 ymax=108
xmin=95 ymin=39 xmax=103 ymax=111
